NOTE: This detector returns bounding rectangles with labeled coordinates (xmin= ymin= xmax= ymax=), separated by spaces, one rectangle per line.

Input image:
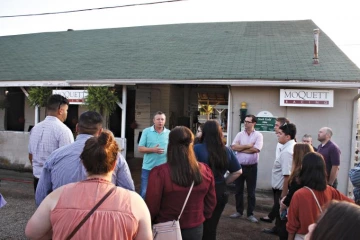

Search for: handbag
xmin=65 ymin=186 xmax=117 ymax=240
xmin=153 ymin=181 xmax=194 ymax=240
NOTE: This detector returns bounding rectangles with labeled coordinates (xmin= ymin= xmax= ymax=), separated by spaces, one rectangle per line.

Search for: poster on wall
xmin=280 ymin=89 xmax=334 ymax=107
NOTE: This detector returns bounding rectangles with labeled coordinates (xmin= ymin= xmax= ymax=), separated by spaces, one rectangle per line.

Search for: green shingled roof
xmin=1 ymin=20 xmax=360 ymax=82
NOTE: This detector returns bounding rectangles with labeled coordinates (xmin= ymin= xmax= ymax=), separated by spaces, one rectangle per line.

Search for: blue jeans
xmin=235 ymin=163 xmax=257 ymax=216
xmin=140 ymin=169 xmax=151 ymax=199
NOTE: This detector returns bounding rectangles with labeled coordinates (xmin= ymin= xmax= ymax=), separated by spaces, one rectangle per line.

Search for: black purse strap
xmin=66 ymin=186 xmax=117 ymax=240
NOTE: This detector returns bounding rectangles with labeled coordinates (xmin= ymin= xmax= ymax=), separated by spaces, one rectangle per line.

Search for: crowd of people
xmin=24 ymin=94 xmax=360 ymax=239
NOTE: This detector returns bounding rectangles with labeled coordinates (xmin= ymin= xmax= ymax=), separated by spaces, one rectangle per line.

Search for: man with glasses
xmin=28 ymin=94 xmax=74 ymax=192
xmin=230 ymin=114 xmax=263 ymax=223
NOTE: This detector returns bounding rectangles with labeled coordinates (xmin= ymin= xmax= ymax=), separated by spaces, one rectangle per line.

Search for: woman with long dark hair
xmin=194 ymin=120 xmax=242 ymax=240
xmin=145 ymin=126 xmax=216 ymax=240
xmin=286 ymin=152 xmax=353 ymax=240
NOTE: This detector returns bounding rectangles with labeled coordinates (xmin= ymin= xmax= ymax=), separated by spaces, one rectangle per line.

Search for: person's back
xmin=28 ymin=94 xmax=74 ymax=191
xmin=146 ymin=162 xmax=215 ymax=229
xmin=51 ymin=179 xmax=137 ymax=240
xmin=287 ymin=186 xmax=353 ymax=235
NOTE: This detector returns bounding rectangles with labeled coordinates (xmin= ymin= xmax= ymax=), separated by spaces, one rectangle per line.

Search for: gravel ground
xmin=0 ymin=170 xmax=35 ymax=240
xmin=0 ymin=164 xmax=277 ymax=240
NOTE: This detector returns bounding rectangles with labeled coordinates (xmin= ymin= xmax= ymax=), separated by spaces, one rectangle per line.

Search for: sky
xmin=1 ymin=0 xmax=360 ymax=68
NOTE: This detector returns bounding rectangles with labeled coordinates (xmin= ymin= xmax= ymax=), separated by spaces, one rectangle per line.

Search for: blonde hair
xmin=288 ymin=143 xmax=314 ymax=185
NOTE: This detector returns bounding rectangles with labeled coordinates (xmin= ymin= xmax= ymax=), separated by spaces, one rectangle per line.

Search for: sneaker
xmin=247 ymin=215 xmax=259 ymax=223
xmin=229 ymin=212 xmax=242 ymax=219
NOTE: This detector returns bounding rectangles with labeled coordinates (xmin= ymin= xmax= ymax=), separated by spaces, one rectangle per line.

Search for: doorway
xmin=5 ymin=87 xmax=25 ymax=131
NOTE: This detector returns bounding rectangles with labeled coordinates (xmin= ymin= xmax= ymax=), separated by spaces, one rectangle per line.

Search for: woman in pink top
xmin=25 ymin=130 xmax=152 ymax=240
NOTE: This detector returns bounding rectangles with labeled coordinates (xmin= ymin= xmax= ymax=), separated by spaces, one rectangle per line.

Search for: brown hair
xmin=300 ymin=152 xmax=327 ymax=191
xmin=288 ymin=143 xmax=314 ymax=185
xmin=311 ymin=200 xmax=360 ymax=239
xmin=167 ymin=126 xmax=202 ymax=187
xmin=80 ymin=129 xmax=119 ymax=175
xmin=276 ymin=117 xmax=290 ymax=125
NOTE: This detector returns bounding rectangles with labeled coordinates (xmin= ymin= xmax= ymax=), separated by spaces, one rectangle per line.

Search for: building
xmin=1 ymin=20 xmax=360 ymax=194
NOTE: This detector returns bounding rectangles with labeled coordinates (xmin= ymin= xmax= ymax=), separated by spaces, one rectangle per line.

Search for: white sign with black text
xmin=280 ymin=89 xmax=334 ymax=108
xmin=52 ymin=90 xmax=88 ymax=105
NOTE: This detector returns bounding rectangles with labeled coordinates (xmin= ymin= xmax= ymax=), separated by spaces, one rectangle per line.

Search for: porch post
xmin=35 ymin=106 xmax=39 ymax=124
xmin=121 ymin=85 xmax=127 ymax=139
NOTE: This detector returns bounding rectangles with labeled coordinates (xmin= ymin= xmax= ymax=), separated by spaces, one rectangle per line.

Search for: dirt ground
xmin=0 ymin=158 xmax=278 ymax=240
xmin=129 ymin=157 xmax=278 ymax=240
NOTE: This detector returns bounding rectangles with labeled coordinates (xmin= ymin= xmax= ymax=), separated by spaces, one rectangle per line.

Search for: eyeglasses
xmin=244 ymin=121 xmax=253 ymax=124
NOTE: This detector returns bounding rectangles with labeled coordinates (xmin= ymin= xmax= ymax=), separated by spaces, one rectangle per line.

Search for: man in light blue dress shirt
xmin=35 ymin=111 xmax=135 ymax=206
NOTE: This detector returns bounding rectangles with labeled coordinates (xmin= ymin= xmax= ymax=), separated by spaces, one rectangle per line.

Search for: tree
xmin=28 ymin=87 xmax=52 ymax=107
xmin=85 ymin=86 xmax=119 ymax=118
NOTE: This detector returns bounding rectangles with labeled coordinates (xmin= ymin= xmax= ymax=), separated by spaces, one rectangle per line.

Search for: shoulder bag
xmin=153 ymin=181 xmax=194 ymax=240
xmin=304 ymin=186 xmax=323 ymax=213
xmin=66 ymin=186 xmax=117 ymax=240
xmin=293 ymin=187 xmax=323 ymax=240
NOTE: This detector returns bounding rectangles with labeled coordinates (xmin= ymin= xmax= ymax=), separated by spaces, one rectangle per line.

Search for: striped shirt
xmin=28 ymin=116 xmax=74 ymax=178
xmin=35 ymin=134 xmax=135 ymax=206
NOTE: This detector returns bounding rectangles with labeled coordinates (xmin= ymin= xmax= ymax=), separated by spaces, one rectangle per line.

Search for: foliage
xmin=28 ymin=87 xmax=52 ymax=107
xmin=85 ymin=86 xmax=119 ymax=117
xmin=200 ymin=100 xmax=216 ymax=120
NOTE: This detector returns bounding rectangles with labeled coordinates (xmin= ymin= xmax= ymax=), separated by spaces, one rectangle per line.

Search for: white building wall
xmin=230 ymin=86 xmax=358 ymax=194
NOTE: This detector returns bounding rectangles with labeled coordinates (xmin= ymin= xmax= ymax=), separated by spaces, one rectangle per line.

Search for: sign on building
xmin=52 ymin=90 xmax=88 ymax=105
xmin=255 ymin=111 xmax=276 ymax=132
xmin=280 ymin=89 xmax=334 ymax=107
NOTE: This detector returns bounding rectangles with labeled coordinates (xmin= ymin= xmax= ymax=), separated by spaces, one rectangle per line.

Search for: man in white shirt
xmin=263 ymin=122 xmax=296 ymax=240
xmin=28 ymin=94 xmax=74 ymax=192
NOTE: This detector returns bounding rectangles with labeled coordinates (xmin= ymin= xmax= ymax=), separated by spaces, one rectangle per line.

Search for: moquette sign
xmin=52 ymin=90 xmax=88 ymax=105
xmin=280 ymin=89 xmax=334 ymax=107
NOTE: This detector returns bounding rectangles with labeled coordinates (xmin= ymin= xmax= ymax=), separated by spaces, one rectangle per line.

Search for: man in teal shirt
xmin=138 ymin=111 xmax=170 ymax=198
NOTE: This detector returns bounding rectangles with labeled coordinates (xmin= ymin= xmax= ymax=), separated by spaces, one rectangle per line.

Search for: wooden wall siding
xmin=149 ymin=85 xmax=171 ymax=129
xmin=168 ymin=85 xmax=182 ymax=129
xmin=135 ymin=87 xmax=151 ymax=129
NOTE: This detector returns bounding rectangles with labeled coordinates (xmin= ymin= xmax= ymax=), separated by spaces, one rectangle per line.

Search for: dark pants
xmin=182 ymin=224 xmax=203 ymax=240
xmin=271 ymin=188 xmax=287 ymax=240
xmin=202 ymin=201 xmax=227 ymax=240
xmin=202 ymin=182 xmax=228 ymax=240
xmin=268 ymin=188 xmax=280 ymax=221
xmin=332 ymin=178 xmax=338 ymax=189
xmin=33 ymin=177 xmax=39 ymax=193
xmin=234 ymin=163 xmax=257 ymax=216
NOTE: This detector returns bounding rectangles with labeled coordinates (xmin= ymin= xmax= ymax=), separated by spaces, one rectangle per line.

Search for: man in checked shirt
xmin=28 ymin=94 xmax=74 ymax=193
xmin=35 ymin=111 xmax=135 ymax=206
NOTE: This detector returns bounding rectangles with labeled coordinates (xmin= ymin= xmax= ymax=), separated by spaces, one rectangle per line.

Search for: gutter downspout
xmin=227 ymin=86 xmax=232 ymax=146
xmin=121 ymin=85 xmax=127 ymax=139
xmin=348 ymin=93 xmax=360 ymax=196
